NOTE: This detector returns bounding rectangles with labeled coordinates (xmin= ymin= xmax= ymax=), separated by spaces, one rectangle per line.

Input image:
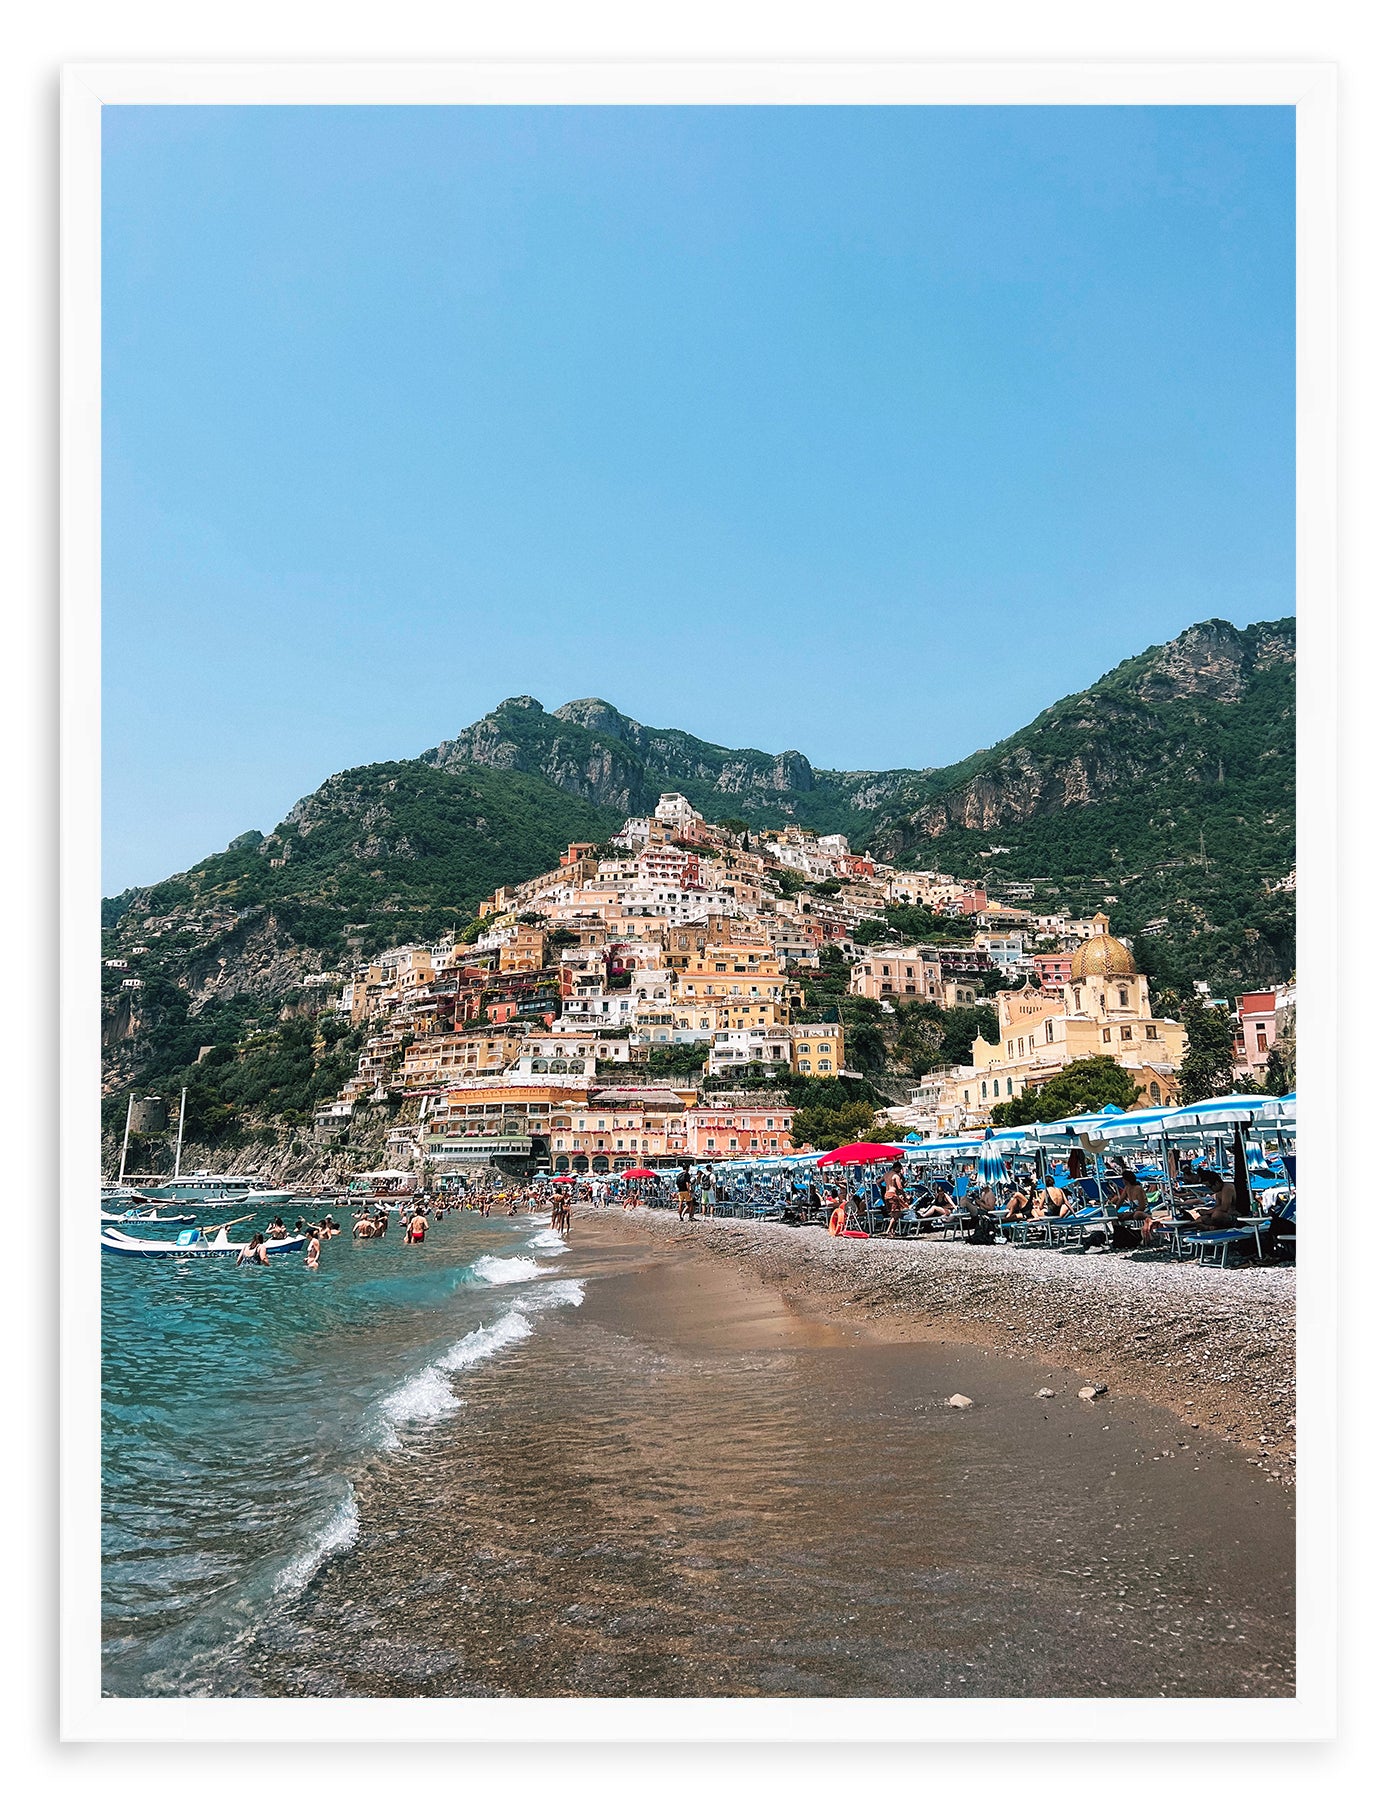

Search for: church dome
xmin=1070 ymin=931 xmax=1138 ymax=981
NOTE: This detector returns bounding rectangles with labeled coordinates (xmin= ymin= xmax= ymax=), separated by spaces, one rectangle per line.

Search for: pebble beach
xmin=597 ymin=1207 xmax=1297 ymax=1483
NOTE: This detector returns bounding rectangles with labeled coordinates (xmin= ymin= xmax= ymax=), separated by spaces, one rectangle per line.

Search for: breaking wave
xmin=473 ymin=1255 xmax=544 ymax=1285
xmin=375 ymin=1309 xmax=534 ymax=1448
xmin=273 ymin=1485 xmax=360 ymax=1599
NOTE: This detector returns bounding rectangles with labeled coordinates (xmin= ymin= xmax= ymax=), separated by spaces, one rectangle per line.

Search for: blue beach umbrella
xmin=976 ymin=1143 xmax=1009 ymax=1188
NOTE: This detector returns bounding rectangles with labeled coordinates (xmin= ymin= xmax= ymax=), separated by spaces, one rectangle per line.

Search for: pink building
xmin=1034 ymin=952 xmax=1074 ymax=993
xmin=850 ymin=950 xmax=943 ymax=1000
xmin=1235 ymin=991 xmax=1280 ymax=1074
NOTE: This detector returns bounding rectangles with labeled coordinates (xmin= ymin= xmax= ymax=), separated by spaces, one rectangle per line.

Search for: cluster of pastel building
xmin=300 ymin=793 xmax=1287 ymax=1174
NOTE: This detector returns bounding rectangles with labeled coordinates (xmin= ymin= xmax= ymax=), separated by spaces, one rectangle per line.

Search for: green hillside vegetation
xmin=112 ymin=762 xmax=620 ymax=962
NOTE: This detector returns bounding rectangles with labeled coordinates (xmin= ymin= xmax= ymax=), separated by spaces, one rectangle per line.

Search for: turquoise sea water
xmin=101 ymin=1207 xmax=579 ymax=1695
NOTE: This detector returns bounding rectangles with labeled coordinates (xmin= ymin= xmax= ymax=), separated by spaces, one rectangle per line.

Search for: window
xmin=993 ymin=1079 xmax=999 ymax=1096
xmin=1145 ymin=1025 xmax=1157 ymax=1040
xmin=1119 ymin=988 xmax=1129 ymax=1007
xmin=1120 ymin=1025 xmax=1132 ymax=1040
xmin=1149 ymin=1083 xmax=1161 ymax=1102
xmin=1045 ymin=1021 xmax=1054 ymax=1042
xmin=1102 ymin=1028 xmax=1111 ymax=1042
xmin=980 ymin=1081 xmax=987 ymax=1098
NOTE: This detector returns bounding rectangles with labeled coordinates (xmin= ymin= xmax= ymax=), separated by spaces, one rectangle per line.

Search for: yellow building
xmin=917 ymin=921 xmax=1185 ymax=1127
xmin=499 ymin=927 xmax=546 ymax=973
xmin=793 ymin=1024 xmax=845 ymax=1077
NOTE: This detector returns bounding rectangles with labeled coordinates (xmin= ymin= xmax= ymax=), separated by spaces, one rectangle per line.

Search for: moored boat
xmin=100 ymin=1208 xmax=198 ymax=1224
xmin=100 ymin=1225 xmax=307 ymax=1259
xmin=133 ymin=1171 xmax=296 ymax=1207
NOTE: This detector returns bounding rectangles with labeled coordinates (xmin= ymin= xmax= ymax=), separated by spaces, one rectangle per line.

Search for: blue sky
xmin=102 ymin=104 xmax=1295 ymax=893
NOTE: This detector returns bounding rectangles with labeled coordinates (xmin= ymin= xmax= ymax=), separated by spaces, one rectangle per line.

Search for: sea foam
xmin=376 ymin=1309 xmax=534 ymax=1447
xmin=522 ymin=1279 xmax=585 ymax=1311
xmin=273 ymin=1485 xmax=360 ymax=1599
xmin=473 ymin=1255 xmax=544 ymax=1285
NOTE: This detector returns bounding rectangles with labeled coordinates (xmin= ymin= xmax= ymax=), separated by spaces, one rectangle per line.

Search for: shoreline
xmin=222 ymin=1205 xmax=1295 ymax=1699
xmin=576 ymin=1206 xmax=1296 ymax=1480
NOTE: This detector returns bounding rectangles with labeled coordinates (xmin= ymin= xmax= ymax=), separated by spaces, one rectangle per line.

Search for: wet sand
xmin=614 ymin=1207 xmax=1298 ymax=1470
xmin=227 ymin=1214 xmax=1294 ymax=1699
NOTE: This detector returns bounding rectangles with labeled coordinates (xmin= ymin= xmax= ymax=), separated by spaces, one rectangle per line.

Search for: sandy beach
xmin=597 ymin=1208 xmax=1298 ymax=1476
xmin=219 ymin=1209 xmax=1294 ymax=1700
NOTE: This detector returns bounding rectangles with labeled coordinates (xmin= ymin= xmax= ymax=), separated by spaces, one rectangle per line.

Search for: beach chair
xmin=1181 ymin=1217 xmax=1273 ymax=1266
xmin=904 ymin=1206 xmax=966 ymax=1239
xmin=1002 ymin=1203 xmax=1095 ymax=1248
xmin=1271 ymin=1195 xmax=1297 ymax=1262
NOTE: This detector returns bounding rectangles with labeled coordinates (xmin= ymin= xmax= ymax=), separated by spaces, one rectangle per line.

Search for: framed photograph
xmin=60 ymin=59 xmax=1336 ymax=1742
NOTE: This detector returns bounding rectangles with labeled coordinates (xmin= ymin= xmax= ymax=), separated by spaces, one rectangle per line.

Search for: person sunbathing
xmin=914 ymin=1192 xmax=953 ymax=1219
xmin=1003 ymin=1187 xmax=1034 ymax=1221
xmin=1184 ymin=1172 xmax=1240 ymax=1227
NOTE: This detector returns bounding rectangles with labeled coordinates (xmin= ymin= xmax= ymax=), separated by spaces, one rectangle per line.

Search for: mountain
xmin=419 ymin=618 xmax=1294 ymax=873
xmin=420 ymin=693 xmax=889 ymax=838
xmin=100 ymin=763 xmax=619 ymax=1103
xmin=101 ymin=616 xmax=1295 ymax=1123
xmin=866 ymin=617 xmax=1295 ymax=848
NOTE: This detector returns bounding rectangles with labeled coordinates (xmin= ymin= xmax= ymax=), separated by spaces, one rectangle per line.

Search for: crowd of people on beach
xmin=223 ymin=1145 xmax=1286 ymax=1275
xmin=547 ymin=1144 xmax=1292 ymax=1267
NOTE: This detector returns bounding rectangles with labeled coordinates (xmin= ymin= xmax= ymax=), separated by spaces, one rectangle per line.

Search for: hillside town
xmin=277 ymin=793 xmax=1295 ymax=1180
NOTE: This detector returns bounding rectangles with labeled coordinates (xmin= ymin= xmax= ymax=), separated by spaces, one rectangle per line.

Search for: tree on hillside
xmin=938 ymin=1006 xmax=1000 ymax=1066
xmin=990 ymin=1056 xmax=1139 ymax=1127
xmin=890 ymin=1001 xmax=945 ymax=1078
xmin=842 ymin=1018 xmax=888 ymax=1072
xmin=1176 ymin=998 xmax=1237 ymax=1104
xmin=791 ymin=1097 xmax=878 ymax=1152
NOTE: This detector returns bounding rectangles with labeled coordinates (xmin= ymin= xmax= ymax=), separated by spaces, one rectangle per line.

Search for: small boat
xmin=100 ymin=1208 xmax=198 ymax=1224
xmin=100 ymin=1226 xmax=307 ymax=1260
xmin=101 ymin=1183 xmax=147 ymax=1207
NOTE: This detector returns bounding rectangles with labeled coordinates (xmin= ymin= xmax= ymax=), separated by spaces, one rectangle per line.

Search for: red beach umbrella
xmin=621 ymin=1167 xmax=659 ymax=1180
xmin=815 ymin=1143 xmax=906 ymax=1167
xmin=550 ymin=1173 xmax=576 ymax=1183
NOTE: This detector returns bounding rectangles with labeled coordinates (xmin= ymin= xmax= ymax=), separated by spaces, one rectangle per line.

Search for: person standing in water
xmin=236 ymin=1232 xmax=270 ymax=1267
xmin=304 ymin=1228 xmax=321 ymax=1271
xmin=405 ymin=1206 xmax=429 ymax=1246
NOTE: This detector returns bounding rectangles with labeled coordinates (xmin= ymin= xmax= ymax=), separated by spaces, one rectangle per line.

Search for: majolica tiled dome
xmin=1070 ymin=927 xmax=1138 ymax=981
